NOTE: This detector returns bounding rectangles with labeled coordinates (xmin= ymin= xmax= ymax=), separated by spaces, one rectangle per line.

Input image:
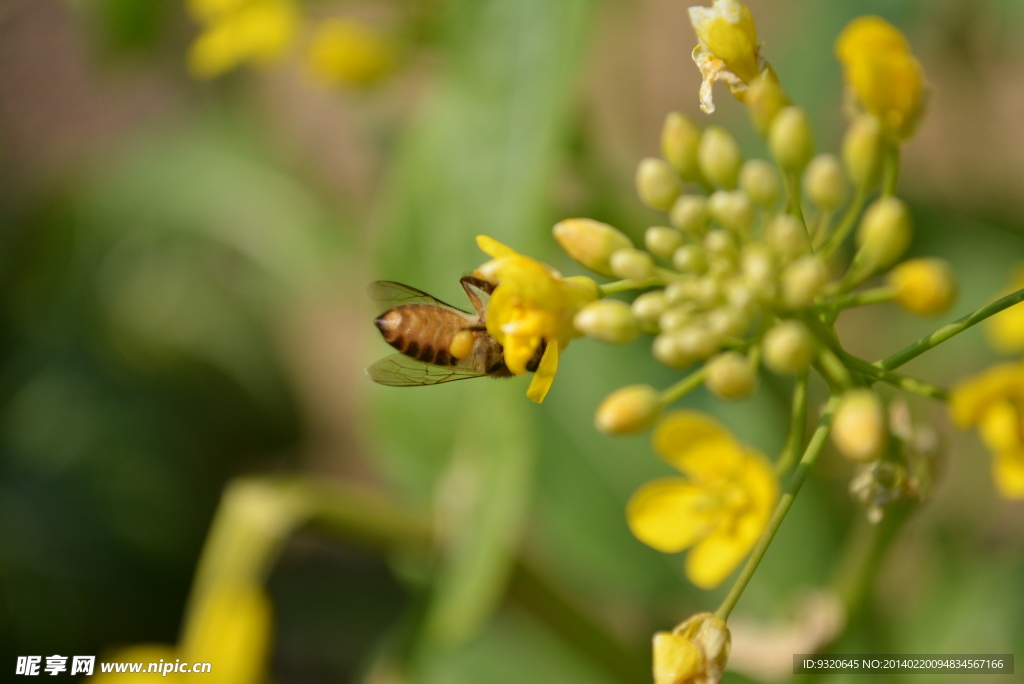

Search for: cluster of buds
xmin=556 ymin=102 xmax=954 ymax=439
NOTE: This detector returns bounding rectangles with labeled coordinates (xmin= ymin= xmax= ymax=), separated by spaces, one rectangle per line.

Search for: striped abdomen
xmin=374 ymin=304 xmax=470 ymax=367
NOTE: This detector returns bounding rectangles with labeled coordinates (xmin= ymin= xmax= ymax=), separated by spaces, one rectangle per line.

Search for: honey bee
xmin=367 ymin=277 xmax=546 ymax=386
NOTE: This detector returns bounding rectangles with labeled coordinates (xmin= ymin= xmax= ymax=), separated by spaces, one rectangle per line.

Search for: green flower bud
xmin=661 ymin=112 xmax=703 ymax=182
xmin=708 ymin=190 xmax=754 ymax=234
xmin=574 ymin=299 xmax=640 ymax=344
xmin=659 ymin=305 xmax=696 ymax=332
xmin=637 ymin=157 xmax=682 ymax=211
xmin=763 ymin=320 xmax=815 ymax=375
xmin=766 ymin=213 xmax=810 ymax=263
xmin=652 ymin=332 xmax=692 ymax=369
xmin=645 ymin=226 xmax=684 ymax=260
xmin=855 ymin=197 xmax=912 ymax=272
xmin=632 ymin=290 xmax=667 ymax=331
xmin=704 ymin=230 xmax=738 ymax=262
xmin=553 ymin=218 xmax=633 ymax=277
xmin=664 ymin=279 xmax=697 ymax=305
xmin=769 ymin=106 xmax=814 ymax=173
xmin=804 ymin=154 xmax=848 ymax=210
xmin=595 ymin=384 xmax=663 ymax=435
xmin=692 ymin=276 xmax=723 ymax=308
xmin=705 ymin=351 xmax=757 ymax=400
xmin=610 ymin=247 xmax=656 ymax=282
xmin=672 ymin=244 xmax=707 ymax=274
xmin=674 ymin=326 xmax=719 ymax=361
xmin=832 ymin=389 xmax=887 ymax=462
xmin=706 ymin=306 xmax=749 ymax=338
xmin=669 ymin=195 xmax=709 ymax=235
xmin=724 ymin=278 xmax=756 ymax=313
xmin=842 ymin=114 xmax=884 ymax=189
xmin=781 ymin=255 xmax=830 ymax=310
xmin=741 ymin=244 xmax=776 ymax=292
xmin=698 ymin=126 xmax=742 ymax=189
xmin=745 ymin=70 xmax=791 ymax=135
xmin=739 ymin=159 xmax=780 ymax=207
xmin=889 ymin=258 xmax=957 ymax=316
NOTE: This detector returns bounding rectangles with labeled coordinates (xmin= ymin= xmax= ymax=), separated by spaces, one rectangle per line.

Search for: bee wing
xmin=460 ymin=276 xmax=494 ymax=320
xmin=365 ymin=353 xmax=485 ymax=387
xmin=369 ymin=281 xmax=475 ymax=321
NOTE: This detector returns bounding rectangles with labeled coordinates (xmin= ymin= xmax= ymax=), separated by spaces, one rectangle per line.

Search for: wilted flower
xmin=653 ymin=612 xmax=731 ymax=684
xmin=688 ymin=0 xmax=768 ymax=114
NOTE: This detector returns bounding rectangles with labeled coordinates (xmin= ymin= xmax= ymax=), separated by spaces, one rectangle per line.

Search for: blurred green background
xmin=1 ymin=0 xmax=1022 ymax=682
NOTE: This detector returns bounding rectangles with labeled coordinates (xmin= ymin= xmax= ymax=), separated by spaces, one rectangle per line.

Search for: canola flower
xmin=473 ymin=235 xmax=598 ymax=403
xmin=627 ymin=412 xmax=777 ymax=589
xmin=653 ymin=613 xmax=731 ymax=684
xmin=688 ymin=0 xmax=766 ymax=115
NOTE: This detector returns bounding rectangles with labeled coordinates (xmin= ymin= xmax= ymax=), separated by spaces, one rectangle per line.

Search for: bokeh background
xmin=1 ymin=0 xmax=1022 ymax=682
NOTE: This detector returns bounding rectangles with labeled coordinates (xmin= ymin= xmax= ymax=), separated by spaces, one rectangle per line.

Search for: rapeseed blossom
xmin=627 ymin=411 xmax=778 ymax=589
xmin=474 ymin=236 xmax=597 ymax=403
xmin=653 ymin=612 xmax=731 ymax=684
xmin=688 ymin=1 xmax=767 ymax=114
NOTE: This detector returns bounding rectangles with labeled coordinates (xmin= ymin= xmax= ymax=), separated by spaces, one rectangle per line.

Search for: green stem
xmin=837 ymin=351 xmax=948 ymax=401
xmin=831 ymin=286 xmax=895 ymax=311
xmin=879 ymin=287 xmax=1024 ymax=370
xmin=715 ymin=396 xmax=840 ymax=620
xmin=775 ymin=371 xmax=808 ymax=476
xmin=818 ymin=186 xmax=869 ymax=258
xmin=882 ymin=144 xmax=900 ymax=196
xmin=817 ymin=345 xmax=855 ymax=390
xmin=783 ymin=170 xmax=809 ymax=242
xmin=660 ymin=366 xmax=709 ymax=406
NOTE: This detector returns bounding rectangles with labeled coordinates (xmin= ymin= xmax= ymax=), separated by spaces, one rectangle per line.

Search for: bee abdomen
xmin=375 ymin=305 xmax=461 ymax=366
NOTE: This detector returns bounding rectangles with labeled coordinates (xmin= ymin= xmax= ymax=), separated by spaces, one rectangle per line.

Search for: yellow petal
xmin=985 ymin=265 xmax=1024 ymax=353
xmin=476 ymin=234 xmax=517 ymax=259
xmin=653 ymin=410 xmax=744 ymax=480
xmin=684 ymin=520 xmax=757 ymax=589
xmin=526 ymin=342 xmax=559 ymax=403
xmin=653 ymin=632 xmax=704 ymax=684
xmin=627 ymin=478 xmax=720 ymax=553
xmin=949 ymin=362 xmax=1024 ymax=427
xmin=690 ymin=0 xmax=760 ymax=83
xmin=182 ymin=583 xmax=272 ymax=684
xmin=993 ymin=449 xmax=1024 ymax=499
xmin=978 ymin=400 xmax=1023 ymax=453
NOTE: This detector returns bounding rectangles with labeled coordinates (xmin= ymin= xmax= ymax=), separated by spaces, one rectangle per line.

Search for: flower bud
xmin=804 ymin=154 xmax=848 ymax=210
xmin=632 ymin=290 xmax=667 ymax=331
xmin=707 ymin=306 xmax=749 ymax=338
xmin=705 ymin=352 xmax=757 ymax=400
xmin=769 ymin=106 xmax=815 ymax=173
xmin=889 ymin=258 xmax=957 ymax=316
xmin=664 ymin=279 xmax=697 ymax=305
xmin=675 ymin=326 xmax=719 ymax=361
xmin=669 ymin=195 xmax=709 ymax=235
xmin=659 ymin=305 xmax=695 ymax=333
xmin=842 ymin=114 xmax=884 ymax=189
xmin=698 ymin=126 xmax=742 ymax=189
xmin=739 ymin=159 xmax=780 ymax=207
xmin=741 ymin=244 xmax=775 ymax=292
xmin=661 ymin=112 xmax=703 ymax=182
xmin=672 ymin=244 xmax=707 ymax=274
xmin=610 ymin=247 xmax=656 ymax=282
xmin=574 ymin=299 xmax=640 ymax=344
xmin=724 ymin=278 xmax=756 ymax=313
xmin=708 ymin=190 xmax=754 ymax=234
xmin=781 ymin=255 xmax=830 ymax=309
xmin=645 ymin=226 xmax=684 ymax=260
xmin=763 ymin=320 xmax=815 ymax=375
xmin=595 ymin=384 xmax=662 ymax=435
xmin=855 ymin=197 xmax=912 ymax=272
xmin=766 ymin=213 xmax=810 ymax=263
xmin=652 ymin=333 xmax=692 ymax=369
xmin=704 ymin=230 xmax=738 ymax=262
xmin=553 ymin=218 xmax=632 ymax=277
xmin=744 ymin=70 xmax=790 ymax=135
xmin=832 ymin=389 xmax=887 ymax=462
xmin=693 ymin=277 xmax=724 ymax=308
xmin=637 ymin=157 xmax=683 ymax=211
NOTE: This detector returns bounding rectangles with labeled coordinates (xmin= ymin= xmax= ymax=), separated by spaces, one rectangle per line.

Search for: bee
xmin=367 ymin=277 xmax=546 ymax=386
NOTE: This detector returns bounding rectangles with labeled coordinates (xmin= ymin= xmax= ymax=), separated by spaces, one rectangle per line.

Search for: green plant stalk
xmin=837 ymin=350 xmax=948 ymax=401
xmin=880 ymin=287 xmax=1024 ymax=370
xmin=715 ymin=395 xmax=840 ymax=620
xmin=775 ymin=370 xmax=809 ymax=476
xmin=882 ymin=143 xmax=900 ymax=196
xmin=818 ymin=186 xmax=869 ymax=258
xmin=783 ymin=169 xmax=809 ymax=240
xmin=661 ymin=365 xmax=709 ymax=406
xmin=831 ymin=286 xmax=895 ymax=312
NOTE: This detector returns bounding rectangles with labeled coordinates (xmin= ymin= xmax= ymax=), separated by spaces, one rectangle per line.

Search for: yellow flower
xmin=986 ymin=264 xmax=1024 ymax=353
xmin=835 ymin=16 xmax=927 ymax=140
xmin=688 ymin=0 xmax=766 ymax=114
xmin=306 ymin=18 xmax=397 ymax=88
xmin=474 ymin=236 xmax=597 ymax=403
xmin=653 ymin=612 xmax=731 ymax=684
xmin=627 ymin=411 xmax=778 ymax=589
xmin=187 ymin=0 xmax=299 ymax=79
xmin=950 ymin=361 xmax=1024 ymax=499
xmin=92 ymin=582 xmax=272 ymax=683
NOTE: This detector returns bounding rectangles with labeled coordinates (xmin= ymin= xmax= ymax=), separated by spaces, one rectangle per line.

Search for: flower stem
xmin=715 ymin=396 xmax=840 ymax=620
xmin=882 ymin=143 xmax=900 ymax=196
xmin=783 ymin=170 xmax=809 ymax=241
xmin=837 ymin=350 xmax=948 ymax=401
xmin=660 ymin=366 xmax=709 ymax=406
xmin=818 ymin=186 xmax=869 ymax=258
xmin=831 ymin=286 xmax=895 ymax=311
xmin=775 ymin=371 xmax=808 ymax=476
xmin=879 ymin=287 xmax=1024 ymax=370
